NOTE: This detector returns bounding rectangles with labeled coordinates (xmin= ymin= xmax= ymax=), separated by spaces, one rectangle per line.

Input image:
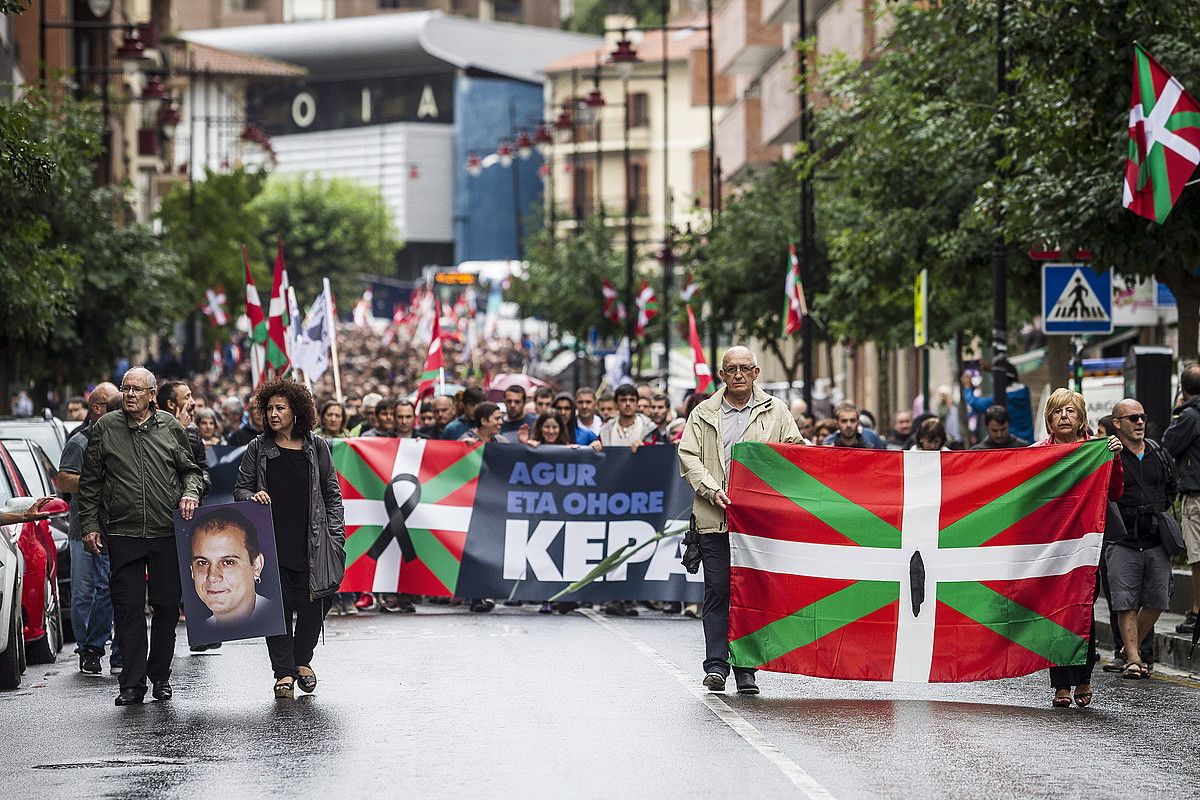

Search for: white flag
xmin=293 ymin=286 xmax=333 ymax=381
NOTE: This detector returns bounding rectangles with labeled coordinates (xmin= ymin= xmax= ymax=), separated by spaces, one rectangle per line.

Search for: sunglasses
xmin=1116 ymin=413 xmax=1146 ymax=423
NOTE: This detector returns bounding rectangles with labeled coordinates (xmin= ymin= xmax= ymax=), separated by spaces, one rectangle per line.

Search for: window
xmin=572 ymin=164 xmax=594 ymax=219
xmin=626 ymin=92 xmax=650 ymax=129
xmin=494 ymin=0 xmax=523 ymax=20
xmin=629 ymin=161 xmax=649 ymax=216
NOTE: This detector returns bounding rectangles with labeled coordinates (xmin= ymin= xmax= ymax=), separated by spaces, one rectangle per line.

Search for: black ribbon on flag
xmin=368 ymin=474 xmax=421 ymax=563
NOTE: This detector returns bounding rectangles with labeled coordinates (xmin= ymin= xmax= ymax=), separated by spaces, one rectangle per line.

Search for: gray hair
xmin=219 ymin=396 xmax=243 ymax=415
xmin=195 ymin=406 xmax=221 ymax=431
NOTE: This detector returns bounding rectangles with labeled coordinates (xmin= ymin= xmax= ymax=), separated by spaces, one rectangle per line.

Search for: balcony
xmin=714 ymin=0 xmax=783 ymax=76
xmin=760 ymin=53 xmax=800 ymax=145
xmin=714 ymin=93 xmax=782 ymax=181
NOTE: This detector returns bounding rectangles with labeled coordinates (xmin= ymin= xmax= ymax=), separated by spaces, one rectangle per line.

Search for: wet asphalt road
xmin=3 ymin=606 xmax=1200 ymax=800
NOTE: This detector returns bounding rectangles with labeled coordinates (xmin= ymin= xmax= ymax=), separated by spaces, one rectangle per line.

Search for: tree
xmin=249 ymin=174 xmax=403 ymax=307
xmin=508 ymin=214 xmax=626 ymax=342
xmin=808 ymin=5 xmax=1040 ymax=352
xmin=689 ymin=159 xmax=814 ymax=385
xmin=567 ymin=0 xmax=664 ymax=35
xmin=998 ymin=0 xmax=1200 ymax=360
xmin=0 ymin=88 xmax=188 ymax=407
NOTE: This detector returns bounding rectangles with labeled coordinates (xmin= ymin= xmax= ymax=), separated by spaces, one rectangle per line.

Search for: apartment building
xmin=174 ymin=0 xmax=560 ymax=31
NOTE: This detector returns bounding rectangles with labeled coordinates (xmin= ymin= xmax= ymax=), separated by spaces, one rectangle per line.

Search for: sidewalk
xmin=1094 ymin=567 xmax=1200 ymax=674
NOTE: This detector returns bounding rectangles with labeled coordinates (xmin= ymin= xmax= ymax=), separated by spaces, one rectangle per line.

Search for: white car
xmin=0 ymin=502 xmax=26 ymax=690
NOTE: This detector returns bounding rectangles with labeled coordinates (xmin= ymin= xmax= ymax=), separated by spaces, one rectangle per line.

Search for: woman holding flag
xmin=1034 ymin=388 xmax=1123 ymax=708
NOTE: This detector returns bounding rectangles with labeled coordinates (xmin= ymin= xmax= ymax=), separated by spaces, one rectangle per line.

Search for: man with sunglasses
xmin=77 ymin=367 xmax=205 ymax=706
xmin=1109 ymin=399 xmax=1177 ymax=678
xmin=678 ymin=346 xmax=803 ymax=695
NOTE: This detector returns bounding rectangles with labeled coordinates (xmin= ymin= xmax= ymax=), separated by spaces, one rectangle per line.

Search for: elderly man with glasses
xmin=77 ymin=367 xmax=205 ymax=706
xmin=677 ymin=346 xmax=803 ymax=695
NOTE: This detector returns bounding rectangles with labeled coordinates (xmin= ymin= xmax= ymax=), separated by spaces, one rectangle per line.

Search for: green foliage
xmin=808 ymin=4 xmax=1039 ymax=349
xmin=0 ymin=89 xmax=189 ymax=396
xmin=508 ymin=214 xmax=626 ymax=340
xmin=567 ymin=0 xmax=664 ymax=35
xmin=249 ymin=173 xmax=403 ymax=307
xmin=688 ymin=159 xmax=810 ymax=377
xmin=157 ymin=167 xmax=269 ymax=313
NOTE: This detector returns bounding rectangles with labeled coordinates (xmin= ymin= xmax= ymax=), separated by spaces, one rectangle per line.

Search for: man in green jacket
xmin=78 ymin=367 xmax=204 ymax=706
xmin=678 ymin=346 xmax=803 ymax=696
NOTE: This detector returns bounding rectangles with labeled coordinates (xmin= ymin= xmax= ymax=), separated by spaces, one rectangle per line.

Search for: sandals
xmin=1073 ymin=684 xmax=1093 ymax=708
xmin=1122 ymin=661 xmax=1147 ymax=680
xmin=274 ymin=677 xmax=295 ymax=699
xmin=296 ymin=666 xmax=317 ymax=694
xmin=1052 ymin=690 xmax=1072 ymax=708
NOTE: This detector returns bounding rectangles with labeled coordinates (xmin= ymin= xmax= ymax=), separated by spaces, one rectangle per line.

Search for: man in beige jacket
xmin=678 ymin=346 xmax=803 ymax=695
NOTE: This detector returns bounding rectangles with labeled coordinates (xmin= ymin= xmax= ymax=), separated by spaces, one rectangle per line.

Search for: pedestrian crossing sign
xmin=1042 ymin=263 xmax=1113 ymax=334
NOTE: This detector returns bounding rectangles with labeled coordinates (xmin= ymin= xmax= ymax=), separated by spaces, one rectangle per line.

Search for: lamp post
xmin=990 ymin=0 xmax=1011 ymax=408
xmin=798 ymin=0 xmax=815 ymax=410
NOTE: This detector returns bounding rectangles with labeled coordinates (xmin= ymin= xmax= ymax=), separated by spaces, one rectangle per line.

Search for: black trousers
xmin=1049 ymin=576 xmax=1100 ymax=690
xmin=107 ymin=535 xmax=181 ymax=691
xmin=267 ymin=567 xmax=331 ymax=679
xmin=698 ymin=533 xmax=753 ymax=679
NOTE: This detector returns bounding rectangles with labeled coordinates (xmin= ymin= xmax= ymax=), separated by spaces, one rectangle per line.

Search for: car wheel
xmin=25 ymin=578 xmax=60 ymax=665
xmin=0 ymin=603 xmax=23 ymax=690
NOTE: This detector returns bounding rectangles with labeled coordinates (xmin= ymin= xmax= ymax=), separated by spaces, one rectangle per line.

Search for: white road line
xmin=582 ymin=610 xmax=836 ymax=800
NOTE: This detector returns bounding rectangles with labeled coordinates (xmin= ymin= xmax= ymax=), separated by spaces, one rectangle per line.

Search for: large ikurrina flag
xmin=332 ymin=438 xmax=482 ymax=596
xmin=726 ymin=440 xmax=1114 ymax=683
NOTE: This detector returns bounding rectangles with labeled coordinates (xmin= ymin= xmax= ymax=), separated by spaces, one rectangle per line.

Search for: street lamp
xmin=140 ymin=75 xmax=166 ymax=119
xmin=608 ymin=32 xmax=640 ymax=81
xmin=157 ymin=97 xmax=181 ymax=138
xmin=116 ymin=27 xmax=150 ymax=80
xmin=496 ymin=140 xmax=514 ymax=168
xmin=516 ymin=130 xmax=534 ymax=160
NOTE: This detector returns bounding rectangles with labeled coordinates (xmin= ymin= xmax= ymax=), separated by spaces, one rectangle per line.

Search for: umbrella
xmin=487 ymin=373 xmax=548 ymax=393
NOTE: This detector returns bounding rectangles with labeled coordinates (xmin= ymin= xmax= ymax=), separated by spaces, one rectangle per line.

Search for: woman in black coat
xmin=234 ymin=378 xmax=346 ymax=699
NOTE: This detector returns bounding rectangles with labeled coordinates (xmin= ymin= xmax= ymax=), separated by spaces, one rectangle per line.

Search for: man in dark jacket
xmin=78 ymin=367 xmax=205 ymax=706
xmin=971 ymin=405 xmax=1030 ymax=449
xmin=1163 ymin=364 xmax=1200 ymax=634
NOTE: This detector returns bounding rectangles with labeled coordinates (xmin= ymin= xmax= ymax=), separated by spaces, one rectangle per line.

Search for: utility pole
xmin=990 ymin=0 xmax=1010 ymax=408
xmin=798 ymin=0 xmax=815 ymax=411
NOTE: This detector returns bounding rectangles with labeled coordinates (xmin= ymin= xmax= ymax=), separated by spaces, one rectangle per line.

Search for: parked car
xmin=0 ymin=442 xmax=64 ymax=666
xmin=0 ymin=496 xmax=26 ymax=690
xmin=0 ymin=414 xmax=70 ymax=468
xmin=0 ymin=438 xmax=72 ymax=641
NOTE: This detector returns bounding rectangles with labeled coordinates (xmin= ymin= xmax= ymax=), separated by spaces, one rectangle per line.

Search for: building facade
xmin=174 ymin=0 xmax=560 ymax=31
xmin=184 ymin=11 xmax=598 ymax=278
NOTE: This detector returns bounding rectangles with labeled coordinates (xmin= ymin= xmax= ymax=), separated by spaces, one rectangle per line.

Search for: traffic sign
xmin=1042 ymin=263 xmax=1112 ymax=334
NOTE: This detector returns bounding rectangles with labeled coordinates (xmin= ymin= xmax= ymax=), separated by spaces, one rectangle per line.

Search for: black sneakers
xmin=79 ymin=651 xmax=102 ymax=675
xmin=703 ymin=673 xmax=726 ymax=692
xmin=734 ymin=672 xmax=760 ymax=695
xmin=1176 ymin=611 xmax=1197 ymax=634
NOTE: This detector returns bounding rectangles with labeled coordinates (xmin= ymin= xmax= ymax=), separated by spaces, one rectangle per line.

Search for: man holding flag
xmin=677 ymin=346 xmax=802 ymax=696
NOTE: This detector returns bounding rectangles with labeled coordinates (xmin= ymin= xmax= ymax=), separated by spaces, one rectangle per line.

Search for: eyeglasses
xmin=119 ymin=385 xmax=152 ymax=394
xmin=721 ymin=365 xmax=757 ymax=375
xmin=1116 ymin=413 xmax=1146 ymax=422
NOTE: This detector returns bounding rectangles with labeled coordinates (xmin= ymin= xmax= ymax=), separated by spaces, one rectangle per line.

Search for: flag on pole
xmin=604 ymin=336 xmax=632 ymax=391
xmin=685 ymin=305 xmax=712 ymax=394
xmin=201 ymin=286 xmax=229 ymax=326
xmin=242 ymin=244 xmax=267 ymax=388
xmin=293 ymin=284 xmax=334 ymax=381
xmin=726 ymin=440 xmax=1115 ymax=683
xmin=783 ymin=243 xmax=807 ymax=337
xmin=679 ymin=272 xmax=699 ymax=303
xmin=208 ymin=346 xmax=222 ymax=383
xmin=416 ymin=300 xmax=444 ymax=402
xmin=381 ymin=303 xmax=404 ymax=348
xmin=602 ymin=279 xmax=626 ymax=324
xmin=266 ymin=237 xmax=291 ymax=376
xmin=634 ymin=281 xmax=658 ymax=339
xmin=1124 ymin=43 xmax=1200 ymax=224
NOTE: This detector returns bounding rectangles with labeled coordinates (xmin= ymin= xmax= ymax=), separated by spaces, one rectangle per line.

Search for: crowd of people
xmin=20 ymin=332 xmax=1199 ymax=706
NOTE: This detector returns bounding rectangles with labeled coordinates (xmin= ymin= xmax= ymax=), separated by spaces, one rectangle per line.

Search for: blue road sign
xmin=1042 ymin=264 xmax=1112 ymax=335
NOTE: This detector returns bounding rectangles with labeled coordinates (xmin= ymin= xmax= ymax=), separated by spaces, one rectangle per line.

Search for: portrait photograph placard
xmin=174 ymin=501 xmax=286 ymax=647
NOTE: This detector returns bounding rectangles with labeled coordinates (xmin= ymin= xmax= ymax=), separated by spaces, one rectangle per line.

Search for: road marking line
xmin=582 ymin=610 xmax=836 ymax=800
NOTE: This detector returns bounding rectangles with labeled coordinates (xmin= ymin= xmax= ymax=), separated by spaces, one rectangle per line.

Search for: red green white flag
xmin=241 ymin=244 xmax=267 ymax=388
xmin=333 ymin=438 xmax=482 ymax=596
xmin=602 ymin=279 xmax=626 ymax=324
xmin=726 ymin=440 xmax=1113 ymax=682
xmin=782 ymin=243 xmax=807 ymax=337
xmin=266 ymin=237 xmax=291 ymax=376
xmin=416 ymin=299 xmax=444 ymax=402
xmin=685 ymin=304 xmax=712 ymax=394
xmin=634 ymin=281 xmax=658 ymax=339
xmin=1124 ymin=43 xmax=1200 ymax=224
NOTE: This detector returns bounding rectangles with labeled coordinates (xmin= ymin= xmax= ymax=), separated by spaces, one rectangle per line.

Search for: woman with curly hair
xmin=234 ymin=378 xmax=346 ymax=699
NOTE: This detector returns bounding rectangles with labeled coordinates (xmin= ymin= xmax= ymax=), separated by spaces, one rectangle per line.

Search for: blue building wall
xmin=454 ymin=76 xmax=546 ymax=264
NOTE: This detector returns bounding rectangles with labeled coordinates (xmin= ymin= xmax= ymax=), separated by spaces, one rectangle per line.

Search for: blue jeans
xmin=68 ymin=538 xmax=117 ymax=656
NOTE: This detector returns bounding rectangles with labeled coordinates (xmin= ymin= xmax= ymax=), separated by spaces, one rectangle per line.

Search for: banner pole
xmin=439 ymin=367 xmax=446 ymax=395
xmin=324 ymin=277 xmax=344 ymax=405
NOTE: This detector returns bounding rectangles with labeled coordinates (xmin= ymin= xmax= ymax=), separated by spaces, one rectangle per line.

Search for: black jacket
xmin=234 ymin=433 xmax=346 ymax=600
xmin=1163 ymin=399 xmax=1200 ymax=495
